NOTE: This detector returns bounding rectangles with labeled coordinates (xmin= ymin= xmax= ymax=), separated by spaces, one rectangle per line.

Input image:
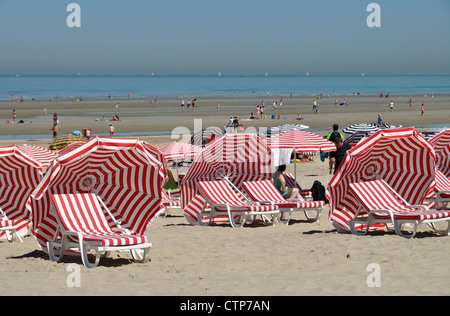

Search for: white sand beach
xmin=0 ymin=95 xmax=450 ymax=297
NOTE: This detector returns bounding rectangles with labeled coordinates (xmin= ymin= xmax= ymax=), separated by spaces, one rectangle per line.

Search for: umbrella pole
xmin=294 ymin=147 xmax=297 ymax=182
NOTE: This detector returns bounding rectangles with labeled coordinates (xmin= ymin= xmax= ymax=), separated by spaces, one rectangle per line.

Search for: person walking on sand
xmin=421 ymin=104 xmax=425 ymax=116
xmin=52 ymin=123 xmax=59 ymax=141
xmin=389 ymin=100 xmax=394 ymax=112
xmin=12 ymin=109 xmax=16 ymax=123
xmin=109 ymin=123 xmax=115 ymax=138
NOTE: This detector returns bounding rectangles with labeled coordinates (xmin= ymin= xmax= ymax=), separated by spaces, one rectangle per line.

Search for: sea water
xmin=1 ymin=74 xmax=450 ymax=101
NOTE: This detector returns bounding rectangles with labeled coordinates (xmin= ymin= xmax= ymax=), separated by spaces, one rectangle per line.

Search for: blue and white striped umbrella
xmin=342 ymin=123 xmax=379 ymax=135
xmin=266 ymin=124 xmax=309 ymax=137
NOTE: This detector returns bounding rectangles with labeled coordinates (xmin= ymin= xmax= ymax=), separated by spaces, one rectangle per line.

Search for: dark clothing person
xmin=334 ymin=141 xmax=351 ymax=174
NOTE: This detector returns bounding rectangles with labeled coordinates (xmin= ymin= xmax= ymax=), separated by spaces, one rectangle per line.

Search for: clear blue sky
xmin=1 ymin=0 xmax=449 ymax=75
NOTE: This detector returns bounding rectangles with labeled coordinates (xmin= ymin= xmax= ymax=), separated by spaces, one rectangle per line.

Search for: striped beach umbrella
xmin=28 ymin=137 xmax=167 ymax=251
xmin=56 ymin=142 xmax=85 ymax=156
xmin=18 ymin=145 xmax=57 ymax=169
xmin=181 ymin=134 xmax=272 ymax=225
xmin=265 ymin=130 xmax=336 ymax=153
xmin=327 ymin=127 xmax=436 ymax=232
xmin=158 ymin=142 xmax=202 ymax=163
xmin=190 ymin=127 xmax=223 ymax=147
xmin=266 ymin=124 xmax=309 ymax=137
xmin=48 ymin=135 xmax=86 ymax=151
xmin=428 ymin=129 xmax=450 ymax=178
xmin=0 ymin=146 xmax=42 ymax=239
xmin=342 ymin=123 xmax=379 ymax=135
xmin=265 ymin=130 xmax=336 ymax=167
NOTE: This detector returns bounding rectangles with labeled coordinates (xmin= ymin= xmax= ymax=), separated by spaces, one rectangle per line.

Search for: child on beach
xmin=109 ymin=124 xmax=115 ymax=138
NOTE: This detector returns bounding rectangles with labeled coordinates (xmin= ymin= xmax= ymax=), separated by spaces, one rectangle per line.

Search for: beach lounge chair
xmin=161 ymin=190 xmax=182 ymax=218
xmin=348 ymin=180 xmax=450 ymax=238
xmin=0 ymin=209 xmax=22 ymax=243
xmin=425 ymin=170 xmax=450 ymax=208
xmin=283 ymin=173 xmax=313 ymax=200
xmin=48 ymin=193 xmax=152 ymax=268
xmin=242 ymin=180 xmax=325 ymax=224
xmin=196 ymin=180 xmax=279 ymax=227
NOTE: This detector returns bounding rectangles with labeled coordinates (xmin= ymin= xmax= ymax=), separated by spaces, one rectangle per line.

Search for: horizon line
xmin=2 ymin=73 xmax=449 ymax=77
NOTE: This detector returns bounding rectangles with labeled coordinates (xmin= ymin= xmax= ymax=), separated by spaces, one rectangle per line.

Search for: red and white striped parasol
xmin=56 ymin=142 xmax=85 ymax=156
xmin=28 ymin=137 xmax=167 ymax=251
xmin=181 ymin=134 xmax=272 ymax=225
xmin=0 ymin=146 xmax=42 ymax=239
xmin=327 ymin=127 xmax=436 ymax=232
xmin=265 ymin=130 xmax=336 ymax=167
xmin=428 ymin=129 xmax=450 ymax=178
xmin=18 ymin=145 xmax=57 ymax=169
xmin=158 ymin=142 xmax=202 ymax=163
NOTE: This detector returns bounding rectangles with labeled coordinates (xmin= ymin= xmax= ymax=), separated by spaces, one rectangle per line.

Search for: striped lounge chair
xmin=196 ymin=180 xmax=279 ymax=227
xmin=0 ymin=209 xmax=22 ymax=243
xmin=348 ymin=180 xmax=450 ymax=238
xmin=48 ymin=193 xmax=152 ymax=268
xmin=283 ymin=173 xmax=313 ymax=200
xmin=161 ymin=190 xmax=182 ymax=218
xmin=242 ymin=180 xmax=325 ymax=224
xmin=427 ymin=170 xmax=450 ymax=208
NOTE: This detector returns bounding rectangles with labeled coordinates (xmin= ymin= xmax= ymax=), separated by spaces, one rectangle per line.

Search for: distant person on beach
xmin=12 ymin=109 xmax=16 ymax=123
xmin=389 ymin=101 xmax=394 ymax=112
xmin=53 ymin=123 xmax=59 ymax=140
xmin=109 ymin=124 xmax=115 ymax=138
xmin=421 ymin=104 xmax=425 ymax=116
xmin=377 ymin=114 xmax=383 ymax=125
xmin=83 ymin=128 xmax=92 ymax=140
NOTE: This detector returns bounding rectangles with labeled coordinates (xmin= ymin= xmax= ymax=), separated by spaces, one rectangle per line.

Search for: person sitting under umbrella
xmin=273 ymin=165 xmax=305 ymax=201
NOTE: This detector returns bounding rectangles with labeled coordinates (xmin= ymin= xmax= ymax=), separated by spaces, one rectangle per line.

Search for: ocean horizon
xmin=1 ymin=74 xmax=450 ymax=101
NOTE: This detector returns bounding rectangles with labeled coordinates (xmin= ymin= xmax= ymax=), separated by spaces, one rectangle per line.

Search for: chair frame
xmin=196 ymin=180 xmax=279 ymax=227
xmin=0 ymin=209 xmax=22 ymax=243
xmin=349 ymin=180 xmax=450 ymax=239
xmin=161 ymin=189 xmax=182 ymax=218
xmin=48 ymin=193 xmax=152 ymax=268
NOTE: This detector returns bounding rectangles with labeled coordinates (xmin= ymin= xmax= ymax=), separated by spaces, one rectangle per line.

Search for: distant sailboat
xmin=362 ymin=72 xmax=365 ymax=77
xmin=265 ymin=72 xmax=269 ymax=77
xmin=306 ymin=72 xmax=310 ymax=77
xmin=218 ymin=72 xmax=222 ymax=77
